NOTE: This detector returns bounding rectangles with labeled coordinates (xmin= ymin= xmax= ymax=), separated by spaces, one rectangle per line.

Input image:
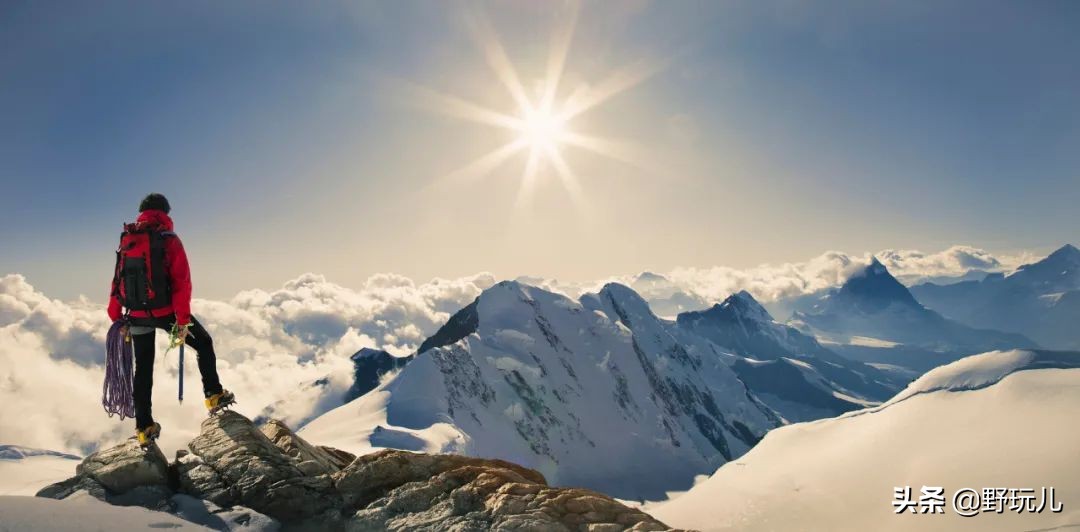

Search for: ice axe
xmin=179 ymin=342 xmax=185 ymax=403
xmin=167 ymin=323 xmax=189 ymax=404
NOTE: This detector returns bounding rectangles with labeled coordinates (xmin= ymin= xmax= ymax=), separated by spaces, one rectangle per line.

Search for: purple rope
xmin=102 ymin=320 xmax=135 ymax=420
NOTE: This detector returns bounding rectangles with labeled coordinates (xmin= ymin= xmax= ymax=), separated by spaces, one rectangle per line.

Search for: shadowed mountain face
xmin=793 ymin=258 xmax=1035 ymax=360
xmin=345 ymin=348 xmax=413 ymax=403
xmin=832 ymin=258 xmax=921 ymax=313
xmin=677 ymin=291 xmax=839 ymax=361
xmin=675 ymin=290 xmax=901 ymax=421
xmin=912 ymin=244 xmax=1080 ymax=350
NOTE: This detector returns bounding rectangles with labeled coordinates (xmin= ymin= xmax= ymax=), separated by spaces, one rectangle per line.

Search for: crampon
xmin=136 ymin=423 xmax=161 ymax=448
xmin=205 ymin=390 xmax=237 ymax=416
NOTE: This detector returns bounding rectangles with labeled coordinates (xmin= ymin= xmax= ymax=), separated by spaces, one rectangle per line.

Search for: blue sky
xmin=2 ymin=1 xmax=1078 ymax=300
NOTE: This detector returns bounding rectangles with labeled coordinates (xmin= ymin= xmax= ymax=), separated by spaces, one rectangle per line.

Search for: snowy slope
xmin=0 ymin=494 xmax=213 ymax=531
xmin=650 ymin=350 xmax=1080 ymax=531
xmin=300 ymin=280 xmax=780 ymax=500
xmin=0 ymin=445 xmax=79 ymax=496
xmin=253 ymin=348 xmax=410 ymax=429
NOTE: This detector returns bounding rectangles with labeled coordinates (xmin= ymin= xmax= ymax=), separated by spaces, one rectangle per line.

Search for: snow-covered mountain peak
xmin=590 ymin=282 xmax=660 ymax=327
xmin=1009 ymin=243 xmax=1080 ymax=289
xmin=716 ymin=290 xmax=773 ymax=323
xmin=634 ymin=271 xmax=669 ymax=283
xmin=301 ymin=280 xmax=780 ymax=500
xmin=1051 ymin=243 xmax=1080 ymax=259
xmin=350 ymin=347 xmax=389 ymax=361
xmin=831 ymin=257 xmax=920 ymax=313
xmin=867 ymin=255 xmax=887 ymax=273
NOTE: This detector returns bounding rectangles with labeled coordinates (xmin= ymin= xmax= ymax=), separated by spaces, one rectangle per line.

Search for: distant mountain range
xmin=675 ymin=290 xmax=900 ymax=421
xmin=912 ymin=244 xmax=1080 ymax=350
xmin=789 ymin=257 xmax=1036 ymax=371
xmin=269 ymin=246 xmax=1075 ymax=499
xmin=295 ymin=278 xmax=922 ymax=499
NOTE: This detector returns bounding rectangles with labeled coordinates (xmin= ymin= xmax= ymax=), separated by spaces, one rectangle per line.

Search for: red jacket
xmin=108 ymin=209 xmax=193 ymax=326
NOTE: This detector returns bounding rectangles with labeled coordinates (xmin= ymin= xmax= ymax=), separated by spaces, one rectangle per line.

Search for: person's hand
xmin=170 ymin=323 xmax=192 ymax=348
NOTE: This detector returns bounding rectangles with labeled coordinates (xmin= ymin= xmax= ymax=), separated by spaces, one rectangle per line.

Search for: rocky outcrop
xmin=261 ymin=418 xmax=355 ymax=476
xmin=37 ymin=411 xmax=675 ymax=532
xmin=344 ymin=451 xmax=670 ymax=531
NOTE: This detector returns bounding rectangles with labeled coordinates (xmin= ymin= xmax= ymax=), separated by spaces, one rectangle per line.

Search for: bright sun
xmin=406 ymin=2 xmax=660 ymax=207
xmin=517 ymin=107 xmax=567 ymax=150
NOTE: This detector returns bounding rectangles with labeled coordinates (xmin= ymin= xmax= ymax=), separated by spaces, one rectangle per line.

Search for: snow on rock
xmin=302 ymin=280 xmax=781 ymax=500
xmin=649 ymin=349 xmax=1080 ymax=531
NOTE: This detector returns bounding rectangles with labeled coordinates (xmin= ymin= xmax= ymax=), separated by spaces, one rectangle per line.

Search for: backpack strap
xmin=110 ymin=231 xmax=126 ymax=298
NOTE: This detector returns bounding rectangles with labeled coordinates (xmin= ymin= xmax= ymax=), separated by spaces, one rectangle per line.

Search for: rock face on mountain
xmin=345 ymin=348 xmax=413 ymax=403
xmin=912 ymin=244 xmax=1080 ymax=350
xmin=678 ymin=291 xmax=826 ymax=360
xmin=37 ymin=411 xmax=672 ymax=531
xmin=673 ymin=290 xmax=901 ymax=421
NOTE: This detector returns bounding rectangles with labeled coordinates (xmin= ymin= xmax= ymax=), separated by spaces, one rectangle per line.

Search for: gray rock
xmin=34 ymin=411 xmax=673 ymax=532
xmin=185 ymin=410 xmax=342 ymax=523
xmin=260 ymin=418 xmax=354 ymax=476
xmin=176 ymin=451 xmax=236 ymax=507
xmin=35 ymin=475 xmax=108 ymax=501
xmin=36 ymin=438 xmax=168 ymax=500
xmin=332 ymin=449 xmax=546 ymax=513
xmin=317 ymin=445 xmax=357 ymax=471
xmin=335 ymin=450 xmax=671 ymax=532
xmin=75 ymin=437 xmax=169 ymax=494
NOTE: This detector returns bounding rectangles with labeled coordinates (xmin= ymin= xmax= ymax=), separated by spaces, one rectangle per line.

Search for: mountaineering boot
xmin=136 ymin=423 xmax=161 ymax=447
xmin=205 ymin=389 xmax=236 ymax=415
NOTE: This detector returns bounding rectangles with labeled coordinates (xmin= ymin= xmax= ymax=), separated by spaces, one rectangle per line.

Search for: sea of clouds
xmin=0 ymin=245 xmax=1036 ymax=456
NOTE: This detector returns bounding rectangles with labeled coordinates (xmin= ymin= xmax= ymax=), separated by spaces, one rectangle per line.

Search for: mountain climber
xmin=108 ymin=193 xmax=235 ymax=445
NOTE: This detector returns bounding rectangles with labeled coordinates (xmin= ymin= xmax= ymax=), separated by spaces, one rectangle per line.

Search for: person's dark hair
xmin=139 ymin=193 xmax=171 ymax=214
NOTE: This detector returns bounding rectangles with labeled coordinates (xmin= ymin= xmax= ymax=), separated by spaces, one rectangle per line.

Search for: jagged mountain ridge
xmin=675 ymin=290 xmax=901 ymax=421
xmin=300 ymin=280 xmax=782 ymax=500
xmin=912 ymin=244 xmax=1080 ymax=349
xmin=792 ymin=257 xmax=1035 ymax=364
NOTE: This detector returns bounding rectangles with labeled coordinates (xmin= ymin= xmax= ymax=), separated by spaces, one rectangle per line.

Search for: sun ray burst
xmin=403 ymin=2 xmax=662 ymax=207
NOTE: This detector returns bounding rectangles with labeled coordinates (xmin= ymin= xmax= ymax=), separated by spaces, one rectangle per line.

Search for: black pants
xmin=130 ymin=315 xmax=223 ymax=429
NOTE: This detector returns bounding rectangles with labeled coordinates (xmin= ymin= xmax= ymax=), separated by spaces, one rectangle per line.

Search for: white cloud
xmin=0 ymin=244 xmax=1037 ymax=455
xmin=873 ymin=245 xmax=1035 ymax=281
xmin=542 ymin=246 xmax=1038 ymax=314
xmin=0 ymin=271 xmax=494 ymax=456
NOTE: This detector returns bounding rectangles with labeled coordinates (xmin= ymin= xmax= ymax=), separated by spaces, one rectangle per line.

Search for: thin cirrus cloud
xmin=0 ymin=244 xmax=1034 ymax=455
